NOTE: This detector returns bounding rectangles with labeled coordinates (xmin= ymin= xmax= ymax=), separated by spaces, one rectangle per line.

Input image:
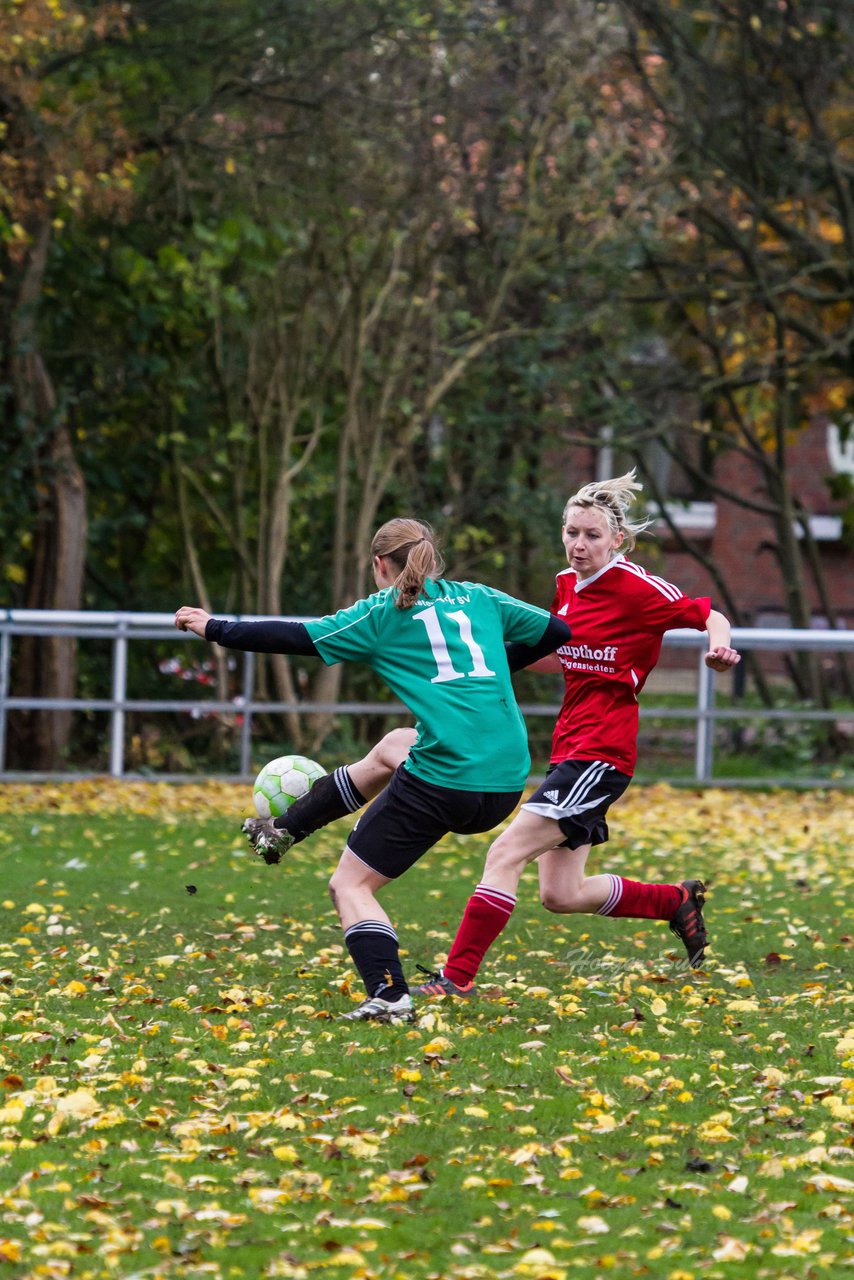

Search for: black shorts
xmin=521 ymin=759 xmax=631 ymax=850
xmin=347 ymin=765 xmax=522 ymax=880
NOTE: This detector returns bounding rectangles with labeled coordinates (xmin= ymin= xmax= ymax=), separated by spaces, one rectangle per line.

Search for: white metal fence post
xmin=695 ymin=652 xmax=716 ymax=783
xmin=239 ymin=651 xmax=255 ymax=778
xmin=110 ymin=622 xmax=128 ymax=777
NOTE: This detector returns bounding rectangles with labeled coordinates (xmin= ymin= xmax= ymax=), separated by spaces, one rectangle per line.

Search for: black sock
xmin=344 ymin=920 xmax=409 ymax=1000
xmin=273 ymin=766 xmax=367 ymax=841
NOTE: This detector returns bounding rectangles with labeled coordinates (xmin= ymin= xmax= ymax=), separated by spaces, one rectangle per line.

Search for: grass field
xmin=0 ymin=782 xmax=852 ymax=1280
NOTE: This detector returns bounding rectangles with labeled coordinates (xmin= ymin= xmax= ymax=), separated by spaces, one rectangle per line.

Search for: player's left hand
xmin=175 ymin=606 xmax=212 ymax=638
xmin=705 ymin=646 xmax=740 ymax=671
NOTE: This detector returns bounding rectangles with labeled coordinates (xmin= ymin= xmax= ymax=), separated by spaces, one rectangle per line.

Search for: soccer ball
xmin=252 ymin=755 xmax=327 ymax=818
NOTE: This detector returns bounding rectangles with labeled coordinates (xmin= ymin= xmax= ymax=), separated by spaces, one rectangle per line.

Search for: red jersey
xmin=549 ymin=555 xmax=710 ymax=775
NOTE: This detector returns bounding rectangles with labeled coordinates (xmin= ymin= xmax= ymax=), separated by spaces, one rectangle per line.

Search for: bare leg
xmin=328 ymin=847 xmax=394 ymax=933
xmin=329 ymin=848 xmax=412 ymax=1003
xmin=537 ymin=843 xmax=614 ymax=913
xmin=346 ymin=727 xmax=417 ymax=802
xmin=436 ymin=810 xmax=566 ymax=988
xmin=478 ymin=809 xmax=569 ymax=897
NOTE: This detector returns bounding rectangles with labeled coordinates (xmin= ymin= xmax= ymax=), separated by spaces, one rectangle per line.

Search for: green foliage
xmin=2 ymin=0 xmax=851 ymax=756
xmin=5 ymin=1 xmax=622 ymax=624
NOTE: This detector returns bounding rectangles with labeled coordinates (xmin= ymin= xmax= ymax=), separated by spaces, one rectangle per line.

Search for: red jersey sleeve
xmin=615 ymin=562 xmax=710 ymax=633
xmin=645 ymin=588 xmax=710 ymax=634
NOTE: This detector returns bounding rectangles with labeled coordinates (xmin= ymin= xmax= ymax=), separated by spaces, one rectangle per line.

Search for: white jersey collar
xmin=573 ymin=553 xmax=625 ymax=592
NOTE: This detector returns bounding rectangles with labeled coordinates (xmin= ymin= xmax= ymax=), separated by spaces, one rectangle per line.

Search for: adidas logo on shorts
xmin=544 ymin=789 xmax=560 ymax=802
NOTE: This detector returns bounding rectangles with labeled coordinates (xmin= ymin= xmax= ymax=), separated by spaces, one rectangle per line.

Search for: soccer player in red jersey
xmin=413 ymin=471 xmax=740 ymax=996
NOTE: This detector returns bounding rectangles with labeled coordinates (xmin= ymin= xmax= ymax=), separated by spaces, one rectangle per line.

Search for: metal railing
xmin=1 ymin=610 xmax=852 ymax=784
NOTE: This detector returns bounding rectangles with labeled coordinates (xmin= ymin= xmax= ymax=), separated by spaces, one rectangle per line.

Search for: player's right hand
xmin=175 ymin=606 xmax=212 ymax=638
xmin=705 ymin=645 xmax=740 ymax=671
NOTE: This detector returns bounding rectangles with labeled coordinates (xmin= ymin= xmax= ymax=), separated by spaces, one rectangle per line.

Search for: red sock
xmin=443 ymin=883 xmax=517 ymax=985
xmin=598 ymin=874 xmax=682 ymax=920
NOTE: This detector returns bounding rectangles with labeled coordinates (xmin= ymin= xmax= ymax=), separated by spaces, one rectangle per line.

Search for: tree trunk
xmin=7 ymin=221 xmax=89 ymax=769
xmin=9 ymin=401 xmax=88 ymax=769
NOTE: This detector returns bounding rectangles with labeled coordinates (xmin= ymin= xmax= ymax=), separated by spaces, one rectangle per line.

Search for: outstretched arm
xmin=705 ymin=608 xmax=740 ymax=671
xmin=174 ymin=607 xmax=318 ymax=656
xmin=505 ymin=614 xmax=572 ymax=673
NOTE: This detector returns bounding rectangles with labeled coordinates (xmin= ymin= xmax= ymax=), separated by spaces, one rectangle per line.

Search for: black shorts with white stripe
xmin=347 ymin=764 xmax=522 ymax=880
xmin=521 ymin=759 xmax=631 ymax=850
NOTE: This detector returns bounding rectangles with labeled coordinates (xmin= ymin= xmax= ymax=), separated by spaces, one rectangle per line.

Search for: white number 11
xmin=413 ymin=605 xmax=497 ymax=683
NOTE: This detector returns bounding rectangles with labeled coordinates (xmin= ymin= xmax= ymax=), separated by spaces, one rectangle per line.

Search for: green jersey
xmin=305 ymin=578 xmax=550 ymax=791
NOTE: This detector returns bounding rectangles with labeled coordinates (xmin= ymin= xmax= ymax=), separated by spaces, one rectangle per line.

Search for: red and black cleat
xmin=669 ymin=879 xmax=708 ymax=969
xmin=413 ymin=966 xmax=477 ymax=1000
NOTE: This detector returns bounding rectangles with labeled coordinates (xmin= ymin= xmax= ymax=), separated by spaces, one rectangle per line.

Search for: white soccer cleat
xmin=339 ymin=993 xmax=415 ymax=1023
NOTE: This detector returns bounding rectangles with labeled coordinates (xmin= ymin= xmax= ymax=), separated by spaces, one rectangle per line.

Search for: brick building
xmin=562 ymin=421 xmax=853 ymax=692
xmin=655 ymin=422 xmax=852 ymax=631
xmin=571 ymin=420 xmax=853 ymax=629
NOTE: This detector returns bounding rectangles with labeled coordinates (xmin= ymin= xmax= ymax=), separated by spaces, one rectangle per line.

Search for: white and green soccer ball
xmin=252 ymin=754 xmax=327 ymax=818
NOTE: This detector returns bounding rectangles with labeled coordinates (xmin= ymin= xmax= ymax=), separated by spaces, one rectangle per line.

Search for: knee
xmin=540 ymin=880 xmax=586 ymax=914
xmin=374 ymin=727 xmax=417 ymax=771
xmin=541 ymin=888 xmax=576 ymax=914
xmin=328 ymin=873 xmax=341 ymax=913
xmin=540 ymin=888 xmax=560 ymax=913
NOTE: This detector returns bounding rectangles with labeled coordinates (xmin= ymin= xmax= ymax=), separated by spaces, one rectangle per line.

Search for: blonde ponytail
xmin=371 ymin=518 xmax=444 ymax=610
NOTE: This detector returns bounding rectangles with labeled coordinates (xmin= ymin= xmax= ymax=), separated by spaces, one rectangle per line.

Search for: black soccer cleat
xmin=241 ymin=817 xmax=295 ymax=865
xmin=669 ymin=879 xmax=707 ymax=969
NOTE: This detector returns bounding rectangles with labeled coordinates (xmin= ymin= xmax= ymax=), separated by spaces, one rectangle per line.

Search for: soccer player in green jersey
xmin=175 ymin=517 xmax=571 ymax=1022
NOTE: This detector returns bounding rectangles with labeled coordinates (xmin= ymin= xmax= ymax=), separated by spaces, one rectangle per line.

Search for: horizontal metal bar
xmin=3 ymin=697 xmax=849 ymax=727
xmin=0 ymin=610 xmax=314 ymax=629
xmin=0 ymin=698 xmax=414 ymax=714
xmin=630 ymin=775 xmax=854 ymax=790
xmin=2 ymin=612 xmax=854 ymax=651
xmin=683 ymin=707 xmax=850 ymax=722
xmin=2 ymin=613 xmax=852 ymax=785
xmin=0 ymin=770 xmax=850 ymax=790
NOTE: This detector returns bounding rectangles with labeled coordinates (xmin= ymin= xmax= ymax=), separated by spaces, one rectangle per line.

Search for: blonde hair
xmin=562 ymin=469 xmax=651 ymax=553
xmin=371 ymin=518 xmax=444 ymax=610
